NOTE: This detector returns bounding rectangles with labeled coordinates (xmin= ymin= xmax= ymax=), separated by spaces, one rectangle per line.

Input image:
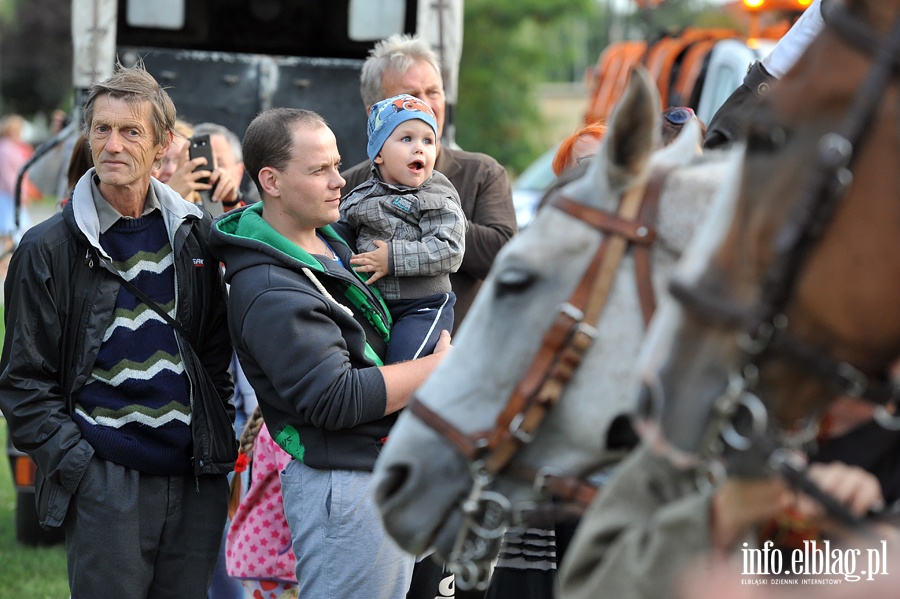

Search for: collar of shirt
xmin=91 ymin=173 xmax=162 ymax=234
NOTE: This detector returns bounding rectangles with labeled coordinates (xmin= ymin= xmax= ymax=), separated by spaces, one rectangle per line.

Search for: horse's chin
xmin=429 ymin=509 xmax=468 ymax=561
xmin=376 ymin=468 xmax=469 ymax=557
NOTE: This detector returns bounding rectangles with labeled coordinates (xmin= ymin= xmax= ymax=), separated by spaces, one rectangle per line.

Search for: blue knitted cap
xmin=366 ymin=94 xmax=438 ymax=162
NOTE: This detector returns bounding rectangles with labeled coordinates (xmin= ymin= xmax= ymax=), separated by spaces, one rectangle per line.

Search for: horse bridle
xmin=669 ymin=1 xmax=900 ymax=495
xmin=406 ymin=166 xmax=670 ymax=588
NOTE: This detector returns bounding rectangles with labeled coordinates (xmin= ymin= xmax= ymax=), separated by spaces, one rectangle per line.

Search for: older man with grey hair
xmin=341 ymin=33 xmax=516 ymax=330
xmin=0 ymin=63 xmax=235 ymax=598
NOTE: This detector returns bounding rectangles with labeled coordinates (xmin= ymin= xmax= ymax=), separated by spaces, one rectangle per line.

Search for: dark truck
xmin=77 ymin=0 xmax=463 ymax=165
xmin=9 ymin=0 xmax=463 ymax=545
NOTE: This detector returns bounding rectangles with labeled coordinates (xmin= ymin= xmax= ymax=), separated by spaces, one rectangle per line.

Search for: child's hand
xmin=351 ymin=240 xmax=389 ymax=285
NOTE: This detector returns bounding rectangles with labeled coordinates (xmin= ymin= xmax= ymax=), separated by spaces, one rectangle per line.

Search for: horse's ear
xmin=603 ymin=66 xmax=659 ymax=187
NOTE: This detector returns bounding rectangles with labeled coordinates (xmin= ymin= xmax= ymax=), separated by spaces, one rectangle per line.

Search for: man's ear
xmin=258 ymin=166 xmax=279 ymax=197
xmin=155 ymin=130 xmax=174 ymax=161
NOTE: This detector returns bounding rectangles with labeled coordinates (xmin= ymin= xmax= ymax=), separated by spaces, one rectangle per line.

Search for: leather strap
xmin=505 ymin=461 xmax=599 ymax=508
xmin=407 ymin=398 xmax=490 ymax=461
xmin=553 ymin=196 xmax=657 ymax=245
xmin=106 ymin=261 xmax=191 ymax=340
xmin=633 ymin=166 xmax=670 ymax=326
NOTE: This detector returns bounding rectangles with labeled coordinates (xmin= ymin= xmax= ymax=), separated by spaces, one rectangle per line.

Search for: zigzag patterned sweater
xmin=73 ymin=211 xmax=193 ymax=475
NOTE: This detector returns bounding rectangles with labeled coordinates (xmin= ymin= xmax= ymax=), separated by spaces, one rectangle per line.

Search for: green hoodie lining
xmin=218 ymin=203 xmax=391 ymax=365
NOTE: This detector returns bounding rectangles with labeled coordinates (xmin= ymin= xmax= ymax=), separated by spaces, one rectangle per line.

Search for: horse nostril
xmin=374 ymin=464 xmax=411 ymax=505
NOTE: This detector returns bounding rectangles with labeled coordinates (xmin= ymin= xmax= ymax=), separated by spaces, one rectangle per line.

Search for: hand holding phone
xmin=189 ymin=134 xmax=222 ymax=216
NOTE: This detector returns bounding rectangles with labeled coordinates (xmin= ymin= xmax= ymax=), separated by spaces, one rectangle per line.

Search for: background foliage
xmin=455 ymin=0 xmax=596 ymax=173
xmin=0 ymin=0 xmax=72 ymax=117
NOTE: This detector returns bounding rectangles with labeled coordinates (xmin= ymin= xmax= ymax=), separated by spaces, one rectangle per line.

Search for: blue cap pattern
xmin=366 ymin=94 xmax=438 ymax=162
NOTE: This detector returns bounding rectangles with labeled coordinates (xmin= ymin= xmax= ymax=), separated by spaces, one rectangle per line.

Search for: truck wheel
xmin=15 ymin=490 xmax=65 ymax=546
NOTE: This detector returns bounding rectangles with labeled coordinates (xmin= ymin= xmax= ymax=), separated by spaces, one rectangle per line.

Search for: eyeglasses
xmin=662 ymin=107 xmax=695 ymax=125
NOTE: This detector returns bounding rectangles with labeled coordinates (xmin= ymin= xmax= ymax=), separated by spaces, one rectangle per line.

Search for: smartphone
xmin=188 ymin=134 xmax=221 ymax=216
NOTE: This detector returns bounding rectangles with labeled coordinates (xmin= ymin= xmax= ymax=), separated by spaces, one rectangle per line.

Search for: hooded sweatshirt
xmin=210 ymin=202 xmax=396 ymax=471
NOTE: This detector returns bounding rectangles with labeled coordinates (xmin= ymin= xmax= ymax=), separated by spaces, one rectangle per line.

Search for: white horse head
xmin=372 ymin=67 xmax=740 ymax=568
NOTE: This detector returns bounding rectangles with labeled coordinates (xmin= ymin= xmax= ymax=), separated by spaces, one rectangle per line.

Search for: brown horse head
xmin=640 ymin=0 xmax=900 ymax=470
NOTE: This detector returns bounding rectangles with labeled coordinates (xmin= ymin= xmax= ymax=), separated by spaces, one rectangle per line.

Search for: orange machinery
xmin=583 ymin=0 xmax=812 ymax=125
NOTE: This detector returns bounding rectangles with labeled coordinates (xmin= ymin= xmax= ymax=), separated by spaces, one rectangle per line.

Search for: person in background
xmin=659 ymin=107 xmax=706 ymax=148
xmin=191 ymin=122 xmax=249 ymax=211
xmin=0 ymin=114 xmax=36 ymax=247
xmin=0 ymin=62 xmax=235 ymax=598
xmin=172 ymin=121 xmax=258 ymax=599
xmin=703 ymin=0 xmax=824 ymax=149
xmin=157 ymin=121 xmax=247 ymax=212
xmin=51 ymin=109 xmax=70 ymax=135
xmin=341 ymin=94 xmax=466 ymax=363
xmin=551 ymin=121 xmax=607 ymax=176
xmin=63 ymin=133 xmax=94 ymax=203
xmin=226 ymin=406 xmax=298 ymax=599
xmin=209 ymin=107 xmax=451 ymax=599
xmin=152 ymin=118 xmax=194 ymax=189
xmin=341 ymin=34 xmax=516 ymax=332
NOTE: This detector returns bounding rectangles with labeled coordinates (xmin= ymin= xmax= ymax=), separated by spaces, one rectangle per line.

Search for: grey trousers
xmin=281 ymin=459 xmax=414 ymax=599
xmin=64 ymin=456 xmax=228 ymax=599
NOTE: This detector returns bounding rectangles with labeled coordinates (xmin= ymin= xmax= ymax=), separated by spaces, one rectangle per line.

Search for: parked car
xmin=512 ymin=145 xmax=558 ymax=229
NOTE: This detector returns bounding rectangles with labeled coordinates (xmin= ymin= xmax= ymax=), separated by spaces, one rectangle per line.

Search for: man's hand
xmin=351 ymin=240 xmax=390 ymax=285
xmin=710 ymin=461 xmax=886 ymax=551
xmin=800 ymin=461 xmax=884 ymax=518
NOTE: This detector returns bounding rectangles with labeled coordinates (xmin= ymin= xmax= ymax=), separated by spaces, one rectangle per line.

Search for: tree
xmin=0 ymin=0 xmax=72 ymax=117
xmin=456 ymin=0 xmax=595 ymax=174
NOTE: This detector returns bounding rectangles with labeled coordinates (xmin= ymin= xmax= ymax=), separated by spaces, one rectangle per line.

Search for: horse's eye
xmin=494 ymin=269 xmax=534 ymax=297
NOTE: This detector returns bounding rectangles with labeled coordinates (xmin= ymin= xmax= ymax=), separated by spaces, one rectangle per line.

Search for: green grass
xmin=0 ymin=423 xmax=70 ymax=599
